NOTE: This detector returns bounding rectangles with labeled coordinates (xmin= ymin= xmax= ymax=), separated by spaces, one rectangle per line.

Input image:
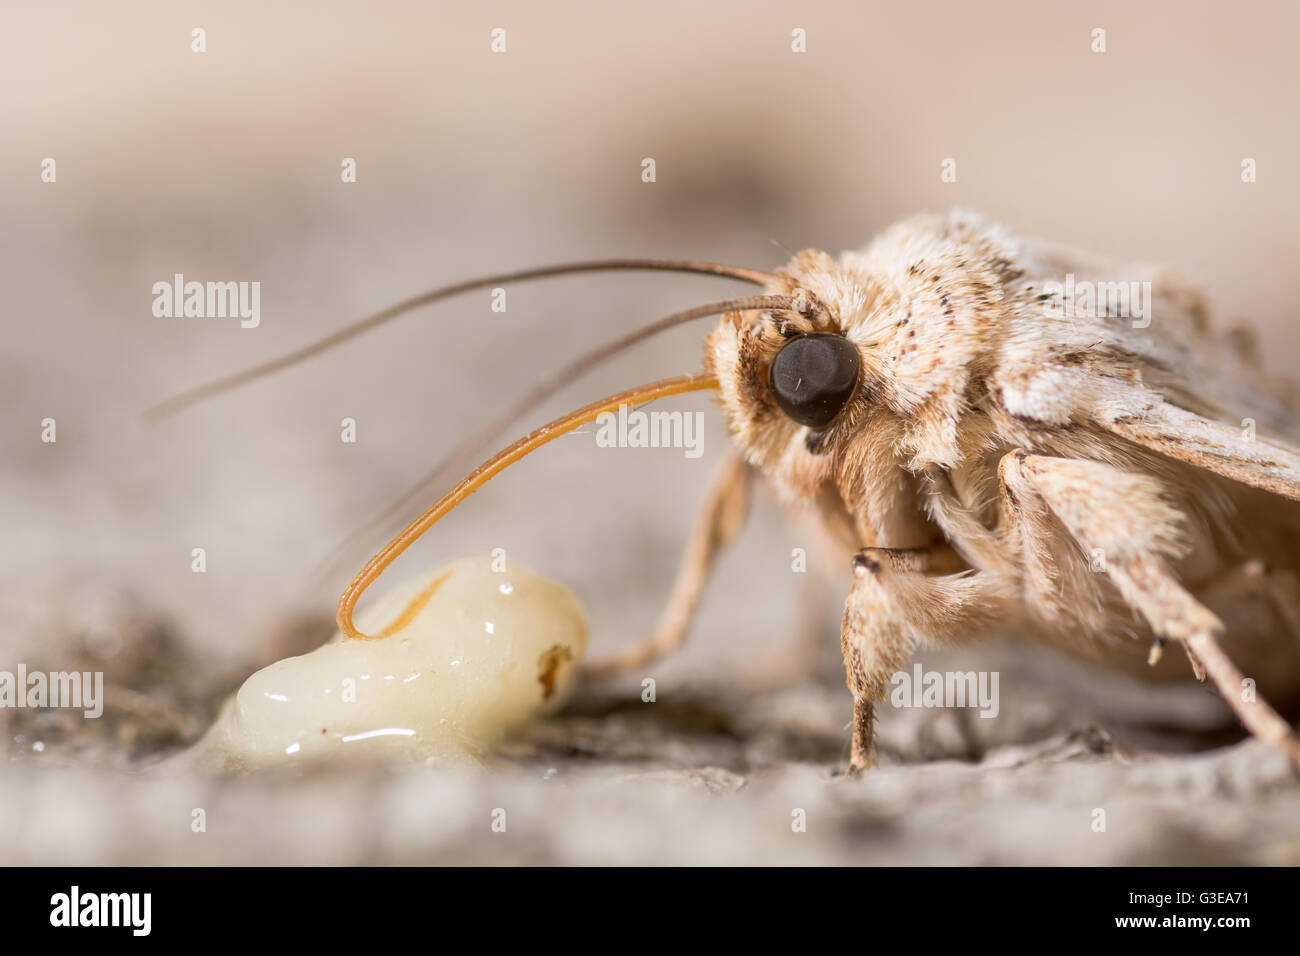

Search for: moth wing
xmin=1004 ymin=236 xmax=1300 ymax=502
xmin=1090 ymin=382 xmax=1300 ymax=503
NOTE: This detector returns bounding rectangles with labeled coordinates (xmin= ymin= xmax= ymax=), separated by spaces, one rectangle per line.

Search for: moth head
xmin=705 ymin=221 xmax=1013 ymax=484
xmin=704 ymin=250 xmax=879 ymax=489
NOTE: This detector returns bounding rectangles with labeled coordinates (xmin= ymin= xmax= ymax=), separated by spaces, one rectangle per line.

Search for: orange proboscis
xmin=337 ymin=372 xmax=720 ymax=640
xmin=370 ymin=569 xmax=454 ymax=640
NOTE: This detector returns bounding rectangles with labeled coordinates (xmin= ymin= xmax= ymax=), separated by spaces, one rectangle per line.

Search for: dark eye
xmin=769 ymin=333 xmax=860 ymax=429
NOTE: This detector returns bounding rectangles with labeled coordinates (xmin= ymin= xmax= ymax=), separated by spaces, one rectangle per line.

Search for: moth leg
xmin=1001 ymin=452 xmax=1300 ymax=769
xmin=585 ymin=451 xmax=752 ymax=677
xmin=840 ymin=547 xmax=1008 ymax=772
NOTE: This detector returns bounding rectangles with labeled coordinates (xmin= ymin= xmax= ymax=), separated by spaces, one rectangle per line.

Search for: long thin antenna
xmin=146 ymin=258 xmax=774 ymax=420
xmin=338 ymin=372 xmax=721 ymax=640
xmin=314 ymin=293 xmax=800 ymax=579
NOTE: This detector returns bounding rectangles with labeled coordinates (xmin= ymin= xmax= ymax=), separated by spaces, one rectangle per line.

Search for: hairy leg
xmin=1000 ymin=452 xmax=1300 ymax=769
xmin=840 ymin=547 xmax=1009 ymax=771
xmin=585 ymin=451 xmax=752 ymax=677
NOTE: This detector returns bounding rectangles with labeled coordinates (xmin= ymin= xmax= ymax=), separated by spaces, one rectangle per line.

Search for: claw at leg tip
xmin=1147 ymin=639 xmax=1164 ymax=667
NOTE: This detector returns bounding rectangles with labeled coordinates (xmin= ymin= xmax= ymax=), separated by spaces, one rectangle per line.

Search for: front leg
xmin=585 ymin=450 xmax=752 ymax=677
xmin=840 ymin=548 xmax=1008 ymax=771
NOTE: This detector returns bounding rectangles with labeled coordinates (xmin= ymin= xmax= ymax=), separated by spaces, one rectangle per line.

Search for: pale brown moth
xmin=152 ymin=210 xmax=1300 ymax=773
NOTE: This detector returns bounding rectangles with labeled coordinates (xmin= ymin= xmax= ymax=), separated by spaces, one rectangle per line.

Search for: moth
xmin=153 ymin=210 xmax=1300 ymax=773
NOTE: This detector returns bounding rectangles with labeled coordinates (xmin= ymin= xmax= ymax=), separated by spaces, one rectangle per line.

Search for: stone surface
xmin=3 ymin=580 xmax=1298 ymax=865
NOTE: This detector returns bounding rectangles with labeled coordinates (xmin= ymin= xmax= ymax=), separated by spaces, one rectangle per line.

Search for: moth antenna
xmin=145 ymin=258 xmax=775 ymax=420
xmin=313 ymin=293 xmax=801 ymax=581
xmin=338 ymin=372 xmax=720 ymax=640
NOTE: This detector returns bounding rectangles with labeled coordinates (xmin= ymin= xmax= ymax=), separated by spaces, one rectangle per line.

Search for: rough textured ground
xmin=3 ymin=581 xmax=1298 ymax=866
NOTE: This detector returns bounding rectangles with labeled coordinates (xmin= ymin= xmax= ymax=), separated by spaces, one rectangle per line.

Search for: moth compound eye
xmin=769 ymin=332 xmax=860 ymax=429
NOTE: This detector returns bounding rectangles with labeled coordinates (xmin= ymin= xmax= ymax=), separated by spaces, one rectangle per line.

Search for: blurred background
xmin=1 ymin=1 xmax=1297 ymax=864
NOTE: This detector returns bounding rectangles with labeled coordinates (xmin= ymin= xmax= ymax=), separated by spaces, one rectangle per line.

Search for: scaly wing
xmin=1000 ymin=236 xmax=1300 ymax=502
xmin=1091 ymin=381 xmax=1300 ymax=503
